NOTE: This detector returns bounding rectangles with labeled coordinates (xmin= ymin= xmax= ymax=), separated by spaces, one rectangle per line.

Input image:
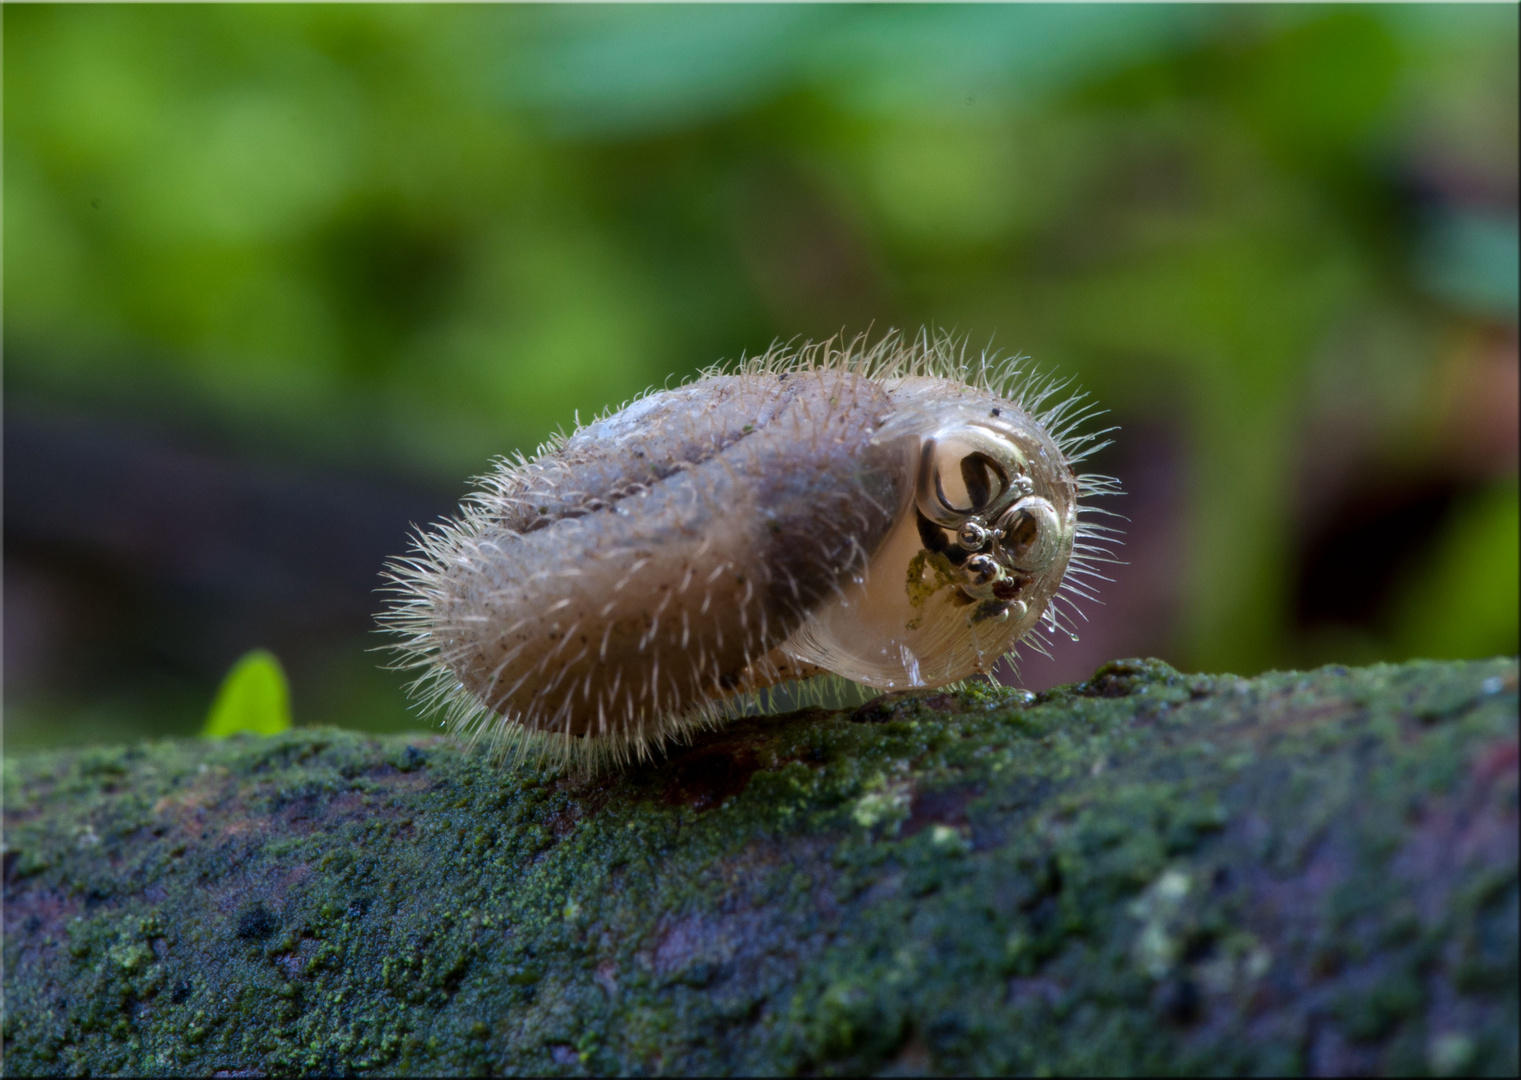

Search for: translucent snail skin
xmin=381 ymin=333 xmax=1120 ymax=770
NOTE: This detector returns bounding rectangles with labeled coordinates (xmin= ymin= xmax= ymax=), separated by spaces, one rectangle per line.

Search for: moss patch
xmin=4 ymin=658 xmax=1517 ymax=1075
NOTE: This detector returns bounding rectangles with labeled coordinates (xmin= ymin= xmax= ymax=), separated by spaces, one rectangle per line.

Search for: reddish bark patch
xmin=901 ymin=786 xmax=977 ymax=839
xmin=850 ymin=691 xmax=961 ymax=724
xmin=660 ymin=742 xmax=762 ymax=812
xmin=1473 ymin=738 xmax=1519 ymax=786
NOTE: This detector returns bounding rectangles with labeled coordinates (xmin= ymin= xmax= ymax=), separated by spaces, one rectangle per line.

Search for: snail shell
xmin=381 ymin=334 xmax=1120 ymax=769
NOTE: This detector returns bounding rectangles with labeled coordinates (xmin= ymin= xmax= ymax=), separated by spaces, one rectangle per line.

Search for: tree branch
xmin=4 ymin=658 xmax=1517 ymax=1076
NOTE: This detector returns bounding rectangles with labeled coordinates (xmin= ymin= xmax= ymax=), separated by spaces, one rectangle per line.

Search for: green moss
xmin=4 ymin=658 xmax=1517 ymax=1075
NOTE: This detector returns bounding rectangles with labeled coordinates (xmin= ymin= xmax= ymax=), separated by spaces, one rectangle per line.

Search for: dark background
xmin=4 ymin=4 xmax=1517 ymax=749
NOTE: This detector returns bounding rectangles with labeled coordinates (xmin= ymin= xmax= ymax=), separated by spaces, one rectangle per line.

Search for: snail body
xmin=382 ymin=335 xmax=1118 ymax=769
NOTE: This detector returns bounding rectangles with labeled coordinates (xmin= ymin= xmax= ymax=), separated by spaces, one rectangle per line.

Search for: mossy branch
xmin=4 ymin=658 xmax=1517 ymax=1076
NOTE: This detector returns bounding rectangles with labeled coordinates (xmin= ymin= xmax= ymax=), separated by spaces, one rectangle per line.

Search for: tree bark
xmin=4 ymin=658 xmax=1517 ymax=1076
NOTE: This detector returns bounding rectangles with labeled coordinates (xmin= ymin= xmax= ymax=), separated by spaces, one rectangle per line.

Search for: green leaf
xmin=201 ymin=650 xmax=294 ymax=739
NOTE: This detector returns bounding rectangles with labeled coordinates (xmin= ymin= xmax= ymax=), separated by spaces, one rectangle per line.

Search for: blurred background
xmin=5 ymin=4 xmax=1517 ymax=750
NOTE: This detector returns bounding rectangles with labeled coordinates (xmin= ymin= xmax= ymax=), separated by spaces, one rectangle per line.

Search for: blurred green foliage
xmin=200 ymin=649 xmax=293 ymax=739
xmin=1389 ymin=480 xmax=1519 ymax=661
xmin=5 ymin=4 xmax=1517 ymax=724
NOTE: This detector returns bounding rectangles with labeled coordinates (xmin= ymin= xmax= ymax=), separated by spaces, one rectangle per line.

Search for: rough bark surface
xmin=3 ymin=658 xmax=1517 ymax=1077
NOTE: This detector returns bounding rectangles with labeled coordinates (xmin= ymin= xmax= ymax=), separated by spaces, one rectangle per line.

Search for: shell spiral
xmin=381 ymin=335 xmax=1120 ymax=769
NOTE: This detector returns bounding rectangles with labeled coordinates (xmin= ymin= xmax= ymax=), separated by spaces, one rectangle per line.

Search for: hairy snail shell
xmin=381 ymin=333 xmax=1120 ymax=770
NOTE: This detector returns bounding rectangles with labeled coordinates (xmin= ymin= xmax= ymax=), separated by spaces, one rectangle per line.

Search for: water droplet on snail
xmin=379 ymin=333 xmax=1121 ymax=770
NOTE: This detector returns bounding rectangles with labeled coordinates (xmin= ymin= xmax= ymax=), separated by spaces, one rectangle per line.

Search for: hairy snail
xmin=381 ymin=333 xmax=1120 ymax=770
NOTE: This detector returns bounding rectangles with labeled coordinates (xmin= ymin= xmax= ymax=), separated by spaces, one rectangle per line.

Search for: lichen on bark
xmin=3 ymin=657 xmax=1517 ymax=1076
